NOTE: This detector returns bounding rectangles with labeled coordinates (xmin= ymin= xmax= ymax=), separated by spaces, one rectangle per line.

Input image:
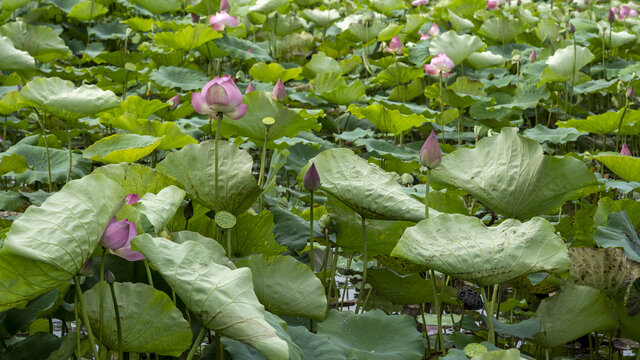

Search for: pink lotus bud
xmin=79 ymin=258 xmax=93 ymax=277
xmin=428 ymin=23 xmax=440 ymax=37
xmin=17 ymin=84 xmax=22 ymax=92
xmin=627 ymin=86 xmax=635 ymax=100
xmin=420 ymin=130 xmax=442 ymax=169
xmin=219 ymin=0 xmax=230 ymax=12
xmin=569 ymin=23 xmax=575 ymax=33
xmin=168 ymin=95 xmax=180 ymax=110
xmin=487 ymin=0 xmax=500 ymax=9
xmin=611 ymin=6 xmax=619 ymax=13
xmin=191 ymin=75 xmax=248 ymax=120
xmin=386 ymin=36 xmax=403 ymax=54
xmin=418 ymin=30 xmax=430 ymax=40
xmin=191 ymin=13 xmax=200 ymax=23
xmin=101 ymin=217 xmax=137 ymax=250
xmin=529 ymin=50 xmax=537 ymax=62
xmin=126 ymin=193 xmax=141 ymax=205
xmin=608 ymin=8 xmax=616 ymax=22
xmin=272 ymin=78 xmax=286 ymax=101
xmin=104 ymin=269 xmax=115 ymax=284
xmin=620 ymin=5 xmax=630 ymax=19
xmin=424 ymin=52 xmax=454 ymax=77
xmin=411 ymin=0 xmax=429 ymax=5
xmin=247 ymin=48 xmax=253 ymax=53
xmin=245 ymin=82 xmax=255 ymax=94
xmin=303 ymin=163 xmax=321 ymax=191
xmin=209 ymin=11 xmax=238 ymax=31
xmin=621 ymin=144 xmax=632 ymax=156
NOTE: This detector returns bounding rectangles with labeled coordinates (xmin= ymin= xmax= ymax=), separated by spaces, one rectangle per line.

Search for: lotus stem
xmin=226 ymin=229 xmax=232 ymax=259
xmin=215 ymin=332 xmax=224 ymax=360
xmin=214 ymin=112 xmax=223 ymax=211
xmin=99 ymin=249 xmax=107 ymax=355
xmin=186 ymin=326 xmax=207 ymax=360
xmin=425 ymin=169 xmax=430 ymax=220
xmin=257 ymin=127 xmax=269 ymax=210
xmin=74 ymin=296 xmax=81 ymax=359
xmin=480 ymin=286 xmax=496 ymax=345
xmin=322 ymin=230 xmax=330 ymax=290
xmin=73 ymin=275 xmax=100 ymax=360
xmin=34 ymin=110 xmax=52 ymax=192
xmin=107 ymin=281 xmax=124 ymax=360
xmin=616 ymin=104 xmax=629 ymax=151
xmin=430 ymin=269 xmax=445 ymax=355
xmin=356 ymin=216 xmax=368 ymax=314
xmin=144 ymin=259 xmax=154 ymax=287
xmin=421 ymin=304 xmax=431 ymax=356
xmin=309 ymin=191 xmax=315 ymax=271
xmin=438 ymin=75 xmax=445 ymax=144
xmin=340 ymin=254 xmax=352 ymax=311
xmin=66 ymin=128 xmax=73 ymax=183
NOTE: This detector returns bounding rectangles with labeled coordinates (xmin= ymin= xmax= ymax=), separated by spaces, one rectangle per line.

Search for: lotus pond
xmin=2 ymin=0 xmax=640 ymax=359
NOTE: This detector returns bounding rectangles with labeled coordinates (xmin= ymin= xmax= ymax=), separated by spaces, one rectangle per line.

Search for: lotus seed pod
xmin=400 ymin=173 xmax=414 ymax=186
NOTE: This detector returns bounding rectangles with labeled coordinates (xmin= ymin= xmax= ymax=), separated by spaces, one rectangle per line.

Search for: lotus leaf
xmin=83 ymin=134 xmax=162 ymax=164
xmin=593 ymin=152 xmax=640 ymax=182
xmin=429 ymin=31 xmax=485 ymax=65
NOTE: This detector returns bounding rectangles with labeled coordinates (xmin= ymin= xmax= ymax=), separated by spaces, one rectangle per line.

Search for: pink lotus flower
xmin=386 ymin=35 xmax=403 ymax=54
xmin=420 ymin=130 xmax=442 ymax=169
xmin=219 ymin=0 xmax=230 ymax=12
xmin=487 ymin=0 xmax=501 ymax=9
xmin=100 ymin=217 xmax=145 ymax=261
xmin=111 ymin=241 xmax=146 ymax=261
xmin=530 ymin=50 xmax=537 ymax=62
xmin=272 ymin=78 xmax=286 ymax=101
xmin=424 ymin=53 xmax=455 ymax=77
xmin=169 ymin=95 xmax=179 ymax=110
xmin=418 ymin=30 xmax=430 ymax=40
xmin=627 ymin=86 xmax=635 ymax=100
xmin=428 ymin=23 xmax=440 ymax=37
xmin=411 ymin=0 xmax=429 ymax=5
xmin=245 ymin=82 xmax=255 ymax=94
xmin=209 ymin=11 xmax=238 ymax=31
xmin=630 ymin=9 xmax=639 ymax=17
xmin=621 ymin=143 xmax=632 ymax=156
xmin=303 ymin=163 xmax=321 ymax=191
xmin=126 ymin=193 xmax=140 ymax=205
xmin=191 ymin=76 xmax=248 ymax=120
xmin=608 ymin=8 xmax=616 ymax=22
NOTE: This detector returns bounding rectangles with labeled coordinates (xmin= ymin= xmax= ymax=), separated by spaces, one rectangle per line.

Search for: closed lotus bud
xmin=126 ymin=193 xmax=140 ymax=205
xmin=79 ymin=258 xmax=93 ymax=277
xmin=529 ymin=50 xmax=537 ymax=62
xmin=184 ymin=200 xmax=194 ymax=221
xmin=608 ymin=8 xmax=616 ymax=23
xmin=626 ymin=86 xmax=635 ymax=100
xmin=386 ymin=35 xmax=403 ymax=54
xmin=169 ymin=95 xmax=179 ymax=110
xmin=569 ymin=23 xmax=575 ymax=33
xmin=17 ymin=84 xmax=22 ymax=92
xmin=621 ymin=143 xmax=632 ymax=156
xmin=105 ymin=270 xmax=115 ymax=285
xmin=419 ymin=130 xmax=442 ymax=169
xmin=245 ymin=82 xmax=255 ymax=94
xmin=272 ymin=78 xmax=286 ymax=101
xmin=219 ymin=0 xmax=230 ymax=12
xmin=100 ymin=218 xmax=137 ymax=250
xmin=303 ymin=163 xmax=321 ymax=191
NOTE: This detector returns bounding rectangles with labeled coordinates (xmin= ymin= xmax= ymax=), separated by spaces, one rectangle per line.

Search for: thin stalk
xmin=214 ymin=113 xmax=223 ymax=210
xmin=143 ymin=259 xmax=154 ymax=287
xmin=215 ymin=333 xmax=224 ymax=360
xmin=616 ymin=104 xmax=629 ymax=151
xmin=2 ymin=115 xmax=6 ymax=152
xmin=34 ymin=110 xmax=52 ymax=192
xmin=226 ymin=229 xmax=232 ymax=259
xmin=74 ymin=296 xmax=81 ymax=360
xmin=74 ymin=275 xmax=100 ymax=360
xmin=66 ymin=128 xmax=73 ymax=183
xmin=322 ymin=231 xmax=330 ymax=290
xmin=257 ymin=127 xmax=269 ymax=210
xmin=107 ymin=282 xmax=124 ymax=360
xmin=186 ymin=327 xmax=207 ymax=360
xmin=421 ymin=303 xmax=431 ymax=356
xmin=425 ymin=169 xmax=430 ymax=219
xmin=357 ymin=216 xmax=368 ymax=314
xmin=99 ymin=249 xmax=107 ymax=355
xmin=480 ymin=286 xmax=496 ymax=345
xmin=430 ymin=270 xmax=445 ymax=355
xmin=438 ymin=74 xmax=445 ymax=143
xmin=340 ymin=255 xmax=352 ymax=311
xmin=309 ymin=191 xmax=315 ymax=271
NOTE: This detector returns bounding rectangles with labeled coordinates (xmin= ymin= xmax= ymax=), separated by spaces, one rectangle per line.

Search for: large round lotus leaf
xmin=288 ymin=326 xmax=347 ymax=360
xmin=430 ymin=128 xmax=597 ymax=220
xmin=465 ymin=51 xmax=505 ymax=69
xmin=478 ymin=18 xmax=526 ymax=43
xmin=92 ymin=163 xmax=181 ymax=196
xmin=156 ymin=140 xmax=260 ymax=215
xmin=0 ymin=36 xmax=35 ymax=72
xmin=0 ymin=91 xmax=20 ymax=115
xmin=569 ymin=247 xmax=640 ymax=297
xmin=249 ymin=63 xmax=302 ymax=84
xmin=219 ymin=91 xmax=320 ymax=148
xmin=448 ymin=9 xmax=474 ymax=31
xmin=0 ymin=153 xmax=28 ymax=177
xmin=429 ymin=31 xmax=485 ymax=65
xmin=318 ymin=79 xmax=365 ymax=105
xmin=317 ymin=309 xmax=424 ymax=360
xmin=0 ymin=21 xmax=71 ymax=62
xmin=367 ymin=268 xmax=459 ymax=305
xmin=84 ymin=282 xmax=191 ymax=356
xmin=523 ymin=124 xmax=585 ymax=144
xmin=542 ymin=46 xmax=594 ymax=83
xmin=149 ymin=66 xmax=209 ymax=91
xmin=301 ymin=9 xmax=341 ymax=28
xmin=154 ymin=24 xmax=221 ymax=52
xmin=534 ymin=284 xmax=618 ymax=347
xmin=0 ymin=174 xmax=124 ymax=310
xmin=604 ymin=30 xmax=636 ymax=48
xmin=83 ymin=134 xmax=162 ymax=164
xmin=131 ymin=235 xmax=289 ymax=360
xmin=5 ymin=144 xmax=91 ymax=184
xmin=230 ymin=211 xmax=287 ymax=258
xmin=68 ymin=1 xmax=108 ymax=21
xmin=235 ymin=255 xmax=327 ymax=321
xmin=214 ymin=36 xmax=273 ymax=63
xmin=391 ymin=214 xmax=571 ymax=286
xmin=557 ymin=108 xmax=640 ymax=135
xmin=347 ymin=103 xmax=427 ymax=135
xmin=136 ymin=186 xmax=185 ymax=235
xmin=170 ymin=231 xmax=236 ymax=270
xmin=374 ymin=63 xmax=423 ymax=88
xmin=304 ymin=148 xmax=427 ymax=222
xmin=108 ymin=116 xmax=197 ymax=150
xmin=18 ymin=77 xmax=120 ymax=123
xmin=593 ymin=152 xmax=640 ymax=182
xmin=129 ymin=0 xmax=180 ymax=14
xmin=302 ymin=52 xmax=341 ymax=79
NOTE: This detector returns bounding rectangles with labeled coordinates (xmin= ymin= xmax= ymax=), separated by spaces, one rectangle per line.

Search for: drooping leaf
xmin=569 ymin=247 xmax=640 ymax=297
xmin=594 ymin=211 xmax=640 ymax=263
xmin=0 ymin=36 xmax=35 ymax=72
xmin=391 ymin=214 xmax=571 ymax=286
xmin=0 ymin=20 xmax=71 ymax=62
xmin=91 ymin=163 xmax=181 ymax=196
xmin=136 ymin=186 xmax=185 ymax=235
xmin=68 ymin=1 xmax=108 ymax=21
xmin=0 ymin=153 xmax=29 ymax=177
xmin=542 ymin=46 xmax=595 ymax=83
xmin=83 ymin=134 xmax=162 ymax=164
xmin=131 ymin=235 xmax=290 ymax=360
xmin=429 ymin=31 xmax=485 ymax=65
xmin=249 ymin=63 xmax=302 ymax=84
xmin=593 ymin=152 xmax=640 ymax=182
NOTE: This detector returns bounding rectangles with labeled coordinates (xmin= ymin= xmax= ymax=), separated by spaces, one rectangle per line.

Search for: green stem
xmin=309 ymin=191 xmax=315 ymax=271
xmin=616 ymin=104 xmax=629 ymax=151
xmin=144 ymin=259 xmax=154 ymax=287
xmin=34 ymin=111 xmax=52 ymax=192
xmin=357 ymin=216 xmax=368 ymax=314
xmin=99 ymin=249 xmax=107 ymax=355
xmin=430 ymin=269 xmax=445 ymax=354
xmin=322 ymin=231 xmax=330 ymax=290
xmin=425 ymin=169 xmax=430 ymax=219
xmin=66 ymin=128 xmax=73 ymax=183
xmin=108 ymin=282 xmax=124 ymax=360
xmin=186 ymin=326 xmax=207 ymax=360
xmin=226 ymin=229 xmax=232 ymax=259
xmin=74 ymin=295 xmax=81 ymax=360
xmin=215 ymin=333 xmax=224 ymax=360
xmin=214 ymin=113 xmax=223 ymax=211
xmin=480 ymin=286 xmax=496 ymax=345
xmin=74 ymin=275 xmax=100 ymax=360
xmin=421 ymin=304 xmax=431 ymax=356
xmin=438 ymin=75 xmax=444 ymax=144
xmin=257 ymin=128 xmax=269 ymax=210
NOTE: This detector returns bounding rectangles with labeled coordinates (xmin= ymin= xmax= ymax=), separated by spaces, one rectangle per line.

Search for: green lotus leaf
xmin=0 ymin=153 xmax=28 ymax=177
xmin=231 ymin=211 xmax=287 ymax=258
xmin=370 ymin=0 xmax=404 ymax=16
xmin=68 ymin=1 xmax=108 ymax=21
xmin=301 ymin=9 xmax=340 ymax=28
xmin=235 ymin=254 xmax=327 ymax=321
xmin=305 ymin=148 xmax=427 ymax=221
xmin=136 ymin=185 xmax=185 ymax=235
xmin=171 ymin=231 xmax=236 ymax=270
xmin=100 ymin=95 xmax=168 ymax=122
xmin=625 ymin=278 xmax=640 ymax=316
xmin=368 ymin=268 xmax=459 ymax=305
xmin=478 ymin=18 xmax=526 ymax=43
xmin=569 ymin=247 xmax=640 ymax=297
xmin=430 ymin=128 xmax=597 ymax=220
xmin=594 ymin=197 xmax=640 ymax=229
xmin=249 ymin=0 xmax=289 ymax=13
xmin=288 ymin=326 xmax=347 ymax=360
xmin=109 ymin=117 xmax=197 ymax=150
xmin=0 ymin=36 xmax=35 ymax=72
xmin=92 ymin=163 xmax=181 ymax=196
xmin=347 ymin=103 xmax=427 ymax=135
xmin=129 ymin=0 xmax=180 ymax=14
xmin=523 ymin=124 xmax=585 ymax=144
xmin=534 ymin=284 xmax=618 ymax=347
xmin=318 ymin=80 xmax=365 ymax=105
xmin=392 ymin=214 xmax=571 ymax=286
xmin=354 ymin=138 xmax=418 ymax=161
xmin=156 ymin=140 xmax=260 ymax=214
xmin=302 ymin=52 xmax=341 ymax=79
xmin=83 ymin=134 xmax=162 ymax=164
xmin=2 ymin=0 xmax=29 ymax=11
xmin=317 ymin=309 xmax=424 ymax=360
xmin=344 ymin=19 xmax=387 ymax=43
xmin=149 ymin=66 xmax=209 ymax=91
xmin=465 ymin=51 xmax=505 ymax=69
xmin=0 ymin=91 xmax=20 ymax=115
xmin=0 ymin=174 xmax=124 ymax=310
xmin=84 ymin=282 xmax=191 ymax=356
xmin=0 ymin=20 xmax=71 ymax=62
xmin=473 ymin=349 xmax=522 ymax=360
xmin=543 ymin=46 xmax=594 ymax=83
xmin=219 ymin=91 xmax=320 ymax=147
xmin=249 ymin=63 xmax=302 ymax=84
xmin=154 ymin=24 xmax=221 ymax=51
xmin=131 ymin=235 xmax=289 ymax=360
xmin=214 ymin=36 xmax=273 ymax=62
xmin=557 ymin=108 xmax=640 ymax=135
xmin=429 ymin=31 xmax=485 ymax=65
xmin=448 ymin=9 xmax=474 ymax=31
xmin=603 ymin=29 xmax=637 ymax=48
xmin=594 ymin=211 xmax=640 ymax=263
xmin=592 ymin=152 xmax=640 ymax=182
xmin=374 ymin=63 xmax=424 ymax=87
xmin=5 ymin=144 xmax=91 ymax=184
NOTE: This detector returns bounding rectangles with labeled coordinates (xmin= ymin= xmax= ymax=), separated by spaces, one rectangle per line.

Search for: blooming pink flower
xmin=386 ymin=35 xmax=403 ymax=54
xmin=411 ymin=0 xmax=429 ymax=5
xmin=209 ymin=11 xmax=238 ymax=31
xmin=245 ymin=82 xmax=255 ymax=94
xmin=111 ymin=242 xmax=146 ymax=261
xmin=418 ymin=30 xmax=430 ymax=41
xmin=424 ymin=53 xmax=455 ymax=77
xmin=630 ymin=9 xmax=639 ymax=17
xmin=169 ymin=95 xmax=179 ymax=110
xmin=420 ymin=130 xmax=442 ymax=169
xmin=191 ymin=76 xmax=248 ymax=120
xmin=219 ymin=0 xmax=230 ymax=12
xmin=428 ymin=23 xmax=440 ymax=37
xmin=101 ymin=218 xmax=136 ymax=250
xmin=126 ymin=193 xmax=141 ymax=205
xmin=619 ymin=5 xmax=630 ymax=19
xmin=272 ymin=78 xmax=286 ymax=101
xmin=621 ymin=144 xmax=632 ymax=156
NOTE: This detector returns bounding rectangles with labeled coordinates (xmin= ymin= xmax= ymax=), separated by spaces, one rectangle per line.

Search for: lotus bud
xmin=105 ymin=270 xmax=115 ymax=285
xmin=401 ymin=173 xmax=414 ymax=186
xmin=419 ymin=130 xmax=442 ymax=169
xmin=100 ymin=218 xmax=137 ymax=250
xmin=17 ymin=84 xmax=22 ymax=92
xmin=169 ymin=95 xmax=179 ymax=110
xmin=126 ymin=193 xmax=140 ymax=205
xmin=219 ymin=0 xmax=230 ymax=12
xmin=272 ymin=78 xmax=286 ymax=101
xmin=487 ymin=0 xmax=500 ymax=9
xmin=529 ymin=50 xmax=537 ymax=62
xmin=428 ymin=23 xmax=440 ymax=37
xmin=245 ymin=82 xmax=255 ymax=94
xmin=387 ymin=35 xmax=403 ymax=54
xmin=184 ymin=200 xmax=194 ymax=221
xmin=191 ymin=13 xmax=200 ymax=23
xmin=411 ymin=0 xmax=429 ymax=6
xmin=79 ymin=258 xmax=93 ymax=277
xmin=627 ymin=86 xmax=635 ymax=100
xmin=621 ymin=143 xmax=632 ymax=156
xmin=620 ymin=5 xmax=630 ymax=19
xmin=303 ymin=163 xmax=321 ymax=191
xmin=569 ymin=23 xmax=575 ymax=33
xmin=608 ymin=8 xmax=616 ymax=23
